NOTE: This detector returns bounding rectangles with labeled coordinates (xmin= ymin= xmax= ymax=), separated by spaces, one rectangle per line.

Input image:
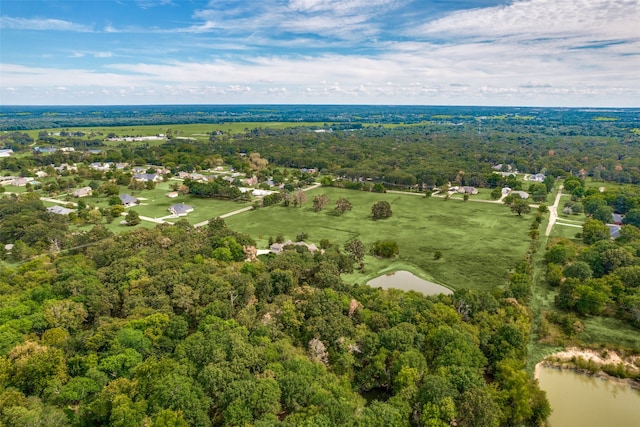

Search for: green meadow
xmin=27 ymin=122 xmax=329 ymax=144
xmin=226 ymin=187 xmax=533 ymax=292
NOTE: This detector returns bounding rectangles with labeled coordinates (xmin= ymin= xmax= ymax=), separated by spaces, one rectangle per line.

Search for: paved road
xmin=545 ymin=185 xmax=564 ymax=236
xmin=193 ymin=206 xmax=254 ymax=227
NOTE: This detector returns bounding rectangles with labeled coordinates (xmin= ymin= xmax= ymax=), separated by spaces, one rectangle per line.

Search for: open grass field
xmin=226 ymin=187 xmax=533 ymax=291
xmin=25 ymin=122 xmax=330 ymax=144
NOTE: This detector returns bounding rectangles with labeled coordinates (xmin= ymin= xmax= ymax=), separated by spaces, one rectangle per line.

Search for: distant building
xmin=47 ymin=205 xmax=75 ymax=216
xmin=510 ymin=190 xmax=529 ymax=200
xmin=458 ymin=186 xmax=478 ymax=195
xmin=168 ymin=203 xmax=194 ymax=217
xmin=72 ymin=186 xmax=93 ymax=197
xmin=270 ymin=240 xmax=319 ymax=254
xmin=119 ymin=194 xmax=138 ymax=208
xmin=134 ymin=173 xmax=162 ymax=182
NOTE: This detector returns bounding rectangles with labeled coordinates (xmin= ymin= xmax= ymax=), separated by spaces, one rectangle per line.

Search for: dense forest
xmin=0 ymin=196 xmax=548 ymax=426
xmin=1 ymin=105 xmax=640 ymax=426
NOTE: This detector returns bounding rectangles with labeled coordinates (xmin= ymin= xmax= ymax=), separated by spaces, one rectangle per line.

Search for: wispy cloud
xmin=0 ymin=16 xmax=92 ymax=32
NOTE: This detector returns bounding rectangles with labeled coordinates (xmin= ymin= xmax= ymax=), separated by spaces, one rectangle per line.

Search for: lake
xmin=368 ymin=270 xmax=453 ymax=295
xmin=536 ymin=365 xmax=640 ymax=426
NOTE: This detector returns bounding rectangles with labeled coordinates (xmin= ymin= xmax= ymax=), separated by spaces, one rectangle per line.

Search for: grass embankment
xmin=226 ymin=187 xmax=532 ymax=292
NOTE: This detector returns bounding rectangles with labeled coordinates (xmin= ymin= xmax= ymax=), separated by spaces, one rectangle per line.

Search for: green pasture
xmin=226 ymin=187 xmax=533 ymax=291
xmin=26 ymin=122 xmax=330 ymax=144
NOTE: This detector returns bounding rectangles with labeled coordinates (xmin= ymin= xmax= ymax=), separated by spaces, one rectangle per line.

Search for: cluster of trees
xmin=545 ymin=194 xmax=640 ymax=330
xmin=183 ymin=178 xmax=248 ymax=201
xmin=0 ymin=213 xmax=550 ymax=426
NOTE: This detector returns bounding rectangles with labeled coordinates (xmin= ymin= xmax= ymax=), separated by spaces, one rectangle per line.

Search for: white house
xmin=72 ymin=186 xmax=93 ymax=197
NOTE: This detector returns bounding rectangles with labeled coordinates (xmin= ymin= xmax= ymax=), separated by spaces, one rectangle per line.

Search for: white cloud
xmin=0 ymin=16 xmax=92 ymax=32
xmin=416 ymin=0 xmax=640 ymax=40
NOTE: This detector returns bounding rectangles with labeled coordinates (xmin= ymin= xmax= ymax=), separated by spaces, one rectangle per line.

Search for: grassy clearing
xmin=226 ymin=187 xmax=532 ymax=291
xmin=26 ymin=122 xmax=329 ymax=143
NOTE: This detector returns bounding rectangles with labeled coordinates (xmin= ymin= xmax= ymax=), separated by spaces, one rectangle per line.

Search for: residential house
xmin=72 ymin=186 xmax=93 ymax=197
xmin=168 ymin=203 xmax=194 ymax=217
xmin=11 ymin=177 xmax=33 ymax=187
xmin=0 ymin=149 xmax=14 ymax=157
xmin=510 ymin=191 xmax=529 ymax=200
xmin=0 ymin=176 xmax=18 ymax=186
xmin=608 ymin=224 xmax=621 ymax=239
xmin=459 ymin=186 xmax=478 ymax=195
xmin=119 ymin=194 xmax=138 ymax=208
xmin=35 ymin=171 xmax=48 ymax=178
xmin=47 ymin=205 xmax=75 ymax=216
xmin=90 ymin=162 xmax=113 ymax=171
xmin=612 ymin=214 xmax=624 ymax=225
xmin=33 ymin=146 xmax=57 ymax=154
xmin=133 ymin=173 xmax=162 ymax=182
xmin=54 ymin=163 xmax=77 ymax=172
xmin=528 ymin=173 xmax=546 ymax=182
xmin=501 ymin=187 xmax=512 ymax=195
xmin=270 ymin=240 xmax=319 ymax=254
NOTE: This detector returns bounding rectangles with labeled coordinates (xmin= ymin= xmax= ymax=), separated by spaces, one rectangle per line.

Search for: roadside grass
xmin=226 ymin=187 xmax=532 ymax=291
xmin=549 ymin=223 xmax=582 ymax=240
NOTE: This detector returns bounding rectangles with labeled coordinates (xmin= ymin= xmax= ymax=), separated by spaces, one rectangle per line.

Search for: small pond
xmin=536 ymin=365 xmax=640 ymax=426
xmin=367 ymin=270 xmax=453 ymax=296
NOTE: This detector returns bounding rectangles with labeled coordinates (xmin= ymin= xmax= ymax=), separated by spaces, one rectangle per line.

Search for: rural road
xmin=545 ymin=185 xmax=564 ymax=236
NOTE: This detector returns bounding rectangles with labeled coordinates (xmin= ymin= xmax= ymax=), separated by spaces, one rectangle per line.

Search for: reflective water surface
xmin=368 ymin=270 xmax=453 ymax=295
xmin=536 ymin=365 xmax=640 ymax=426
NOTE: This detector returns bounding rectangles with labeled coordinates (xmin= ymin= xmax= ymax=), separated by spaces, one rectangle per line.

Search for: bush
xmin=370 ymin=240 xmax=399 ymax=258
xmin=371 ymin=201 xmax=392 ymax=220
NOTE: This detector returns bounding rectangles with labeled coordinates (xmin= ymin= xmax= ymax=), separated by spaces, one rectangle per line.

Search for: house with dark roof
xmin=119 ymin=194 xmax=138 ymax=208
xmin=608 ymin=224 xmax=621 ymax=239
xmin=612 ymin=213 xmax=624 ymax=225
xmin=168 ymin=203 xmax=194 ymax=217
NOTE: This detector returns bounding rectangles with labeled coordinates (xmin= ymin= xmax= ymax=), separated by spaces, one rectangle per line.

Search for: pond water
xmin=536 ymin=365 xmax=640 ymax=426
xmin=367 ymin=270 xmax=453 ymax=296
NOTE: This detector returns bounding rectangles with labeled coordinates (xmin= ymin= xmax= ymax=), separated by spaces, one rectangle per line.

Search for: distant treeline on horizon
xmin=1 ymin=104 xmax=638 ymax=130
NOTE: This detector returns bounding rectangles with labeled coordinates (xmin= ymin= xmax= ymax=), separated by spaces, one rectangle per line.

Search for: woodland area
xmin=1 ymin=105 xmax=639 ymax=426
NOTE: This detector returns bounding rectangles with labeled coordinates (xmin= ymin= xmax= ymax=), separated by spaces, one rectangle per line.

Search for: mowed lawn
xmin=226 ymin=187 xmax=533 ymax=292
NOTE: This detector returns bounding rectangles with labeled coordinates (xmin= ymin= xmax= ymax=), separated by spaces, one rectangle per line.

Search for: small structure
xmin=165 ymin=191 xmax=179 ymax=198
xmin=72 ymin=186 xmax=93 ymax=198
xmin=0 ymin=149 xmax=14 ymax=157
xmin=502 ymin=187 xmax=512 ymax=195
xmin=47 ymin=205 xmax=75 ymax=216
xmin=169 ymin=203 xmax=194 ymax=217
xmin=119 ymin=194 xmax=138 ymax=208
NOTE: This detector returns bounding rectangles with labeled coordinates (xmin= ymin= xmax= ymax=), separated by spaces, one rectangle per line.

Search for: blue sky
xmin=1 ymin=0 xmax=639 ymax=106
